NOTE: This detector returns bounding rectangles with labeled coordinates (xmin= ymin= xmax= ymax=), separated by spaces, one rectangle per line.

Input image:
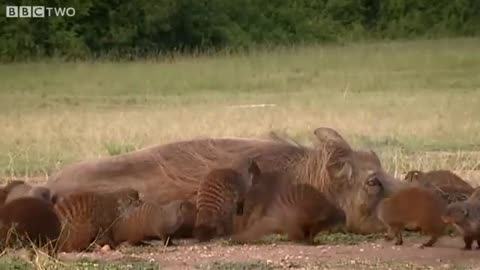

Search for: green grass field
xmin=1 ymin=38 xmax=480 ymax=183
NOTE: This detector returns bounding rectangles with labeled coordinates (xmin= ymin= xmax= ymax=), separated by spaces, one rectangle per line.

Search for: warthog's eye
xmin=364 ymin=176 xmax=383 ymax=196
xmin=366 ymin=177 xmax=381 ymax=187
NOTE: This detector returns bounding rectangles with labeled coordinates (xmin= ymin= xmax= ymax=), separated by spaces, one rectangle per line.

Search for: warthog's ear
xmin=314 ymin=127 xmax=353 ymax=180
xmin=313 ymin=127 xmax=352 ymax=152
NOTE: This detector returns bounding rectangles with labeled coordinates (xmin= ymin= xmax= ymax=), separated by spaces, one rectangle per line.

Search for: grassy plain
xmin=1 ymin=38 xmax=480 ymax=182
xmin=1 ymin=35 xmax=480 ymax=270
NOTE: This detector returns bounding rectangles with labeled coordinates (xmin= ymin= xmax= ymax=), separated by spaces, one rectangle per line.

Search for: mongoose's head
xmin=404 ymin=170 xmax=422 ymax=182
xmin=178 ymin=200 xmax=196 ymax=221
xmin=442 ymin=202 xmax=468 ymax=224
xmin=231 ymin=156 xmax=262 ymax=189
xmin=115 ymin=188 xmax=142 ymax=210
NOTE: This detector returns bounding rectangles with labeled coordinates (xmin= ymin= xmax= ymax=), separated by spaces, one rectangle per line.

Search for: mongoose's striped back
xmin=54 ymin=188 xmax=140 ymax=252
xmin=233 ymin=173 xmax=346 ymax=244
xmin=194 ymin=159 xmax=260 ymax=241
xmin=114 ymin=199 xmax=196 ymax=246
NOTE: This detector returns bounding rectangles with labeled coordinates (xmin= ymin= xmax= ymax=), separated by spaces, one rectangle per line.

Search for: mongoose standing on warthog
xmin=0 ymin=197 xmax=61 ymax=255
xmin=404 ymin=170 xmax=473 ymax=190
xmin=404 ymin=170 xmax=474 ymax=204
xmin=0 ymin=180 xmax=53 ymax=205
xmin=442 ymin=191 xmax=480 ymax=250
xmin=194 ymin=158 xmax=261 ymax=242
xmin=232 ymin=170 xmax=346 ymax=244
xmin=377 ymin=186 xmax=447 ymax=248
xmin=54 ymin=188 xmax=141 ymax=252
xmin=114 ymin=199 xmax=196 ymax=246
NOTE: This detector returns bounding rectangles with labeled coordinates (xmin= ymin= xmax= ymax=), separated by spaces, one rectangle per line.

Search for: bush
xmin=0 ymin=0 xmax=479 ymax=61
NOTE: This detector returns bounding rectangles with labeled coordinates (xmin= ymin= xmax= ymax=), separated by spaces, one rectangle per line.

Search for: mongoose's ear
xmin=51 ymin=193 xmax=59 ymax=205
xmin=248 ymin=159 xmax=261 ymax=177
xmin=463 ymin=208 xmax=469 ymax=217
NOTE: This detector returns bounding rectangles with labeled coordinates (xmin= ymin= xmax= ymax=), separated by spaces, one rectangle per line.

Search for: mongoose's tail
xmin=193 ymin=224 xmax=216 ymax=242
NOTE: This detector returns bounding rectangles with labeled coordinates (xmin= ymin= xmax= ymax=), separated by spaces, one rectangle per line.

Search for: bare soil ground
xmin=55 ymin=235 xmax=480 ymax=270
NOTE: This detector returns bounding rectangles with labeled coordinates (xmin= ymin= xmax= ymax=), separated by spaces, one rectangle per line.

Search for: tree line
xmin=0 ymin=0 xmax=479 ymax=61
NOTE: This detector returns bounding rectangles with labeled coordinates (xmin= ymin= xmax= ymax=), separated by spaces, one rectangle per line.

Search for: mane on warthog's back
xmin=156 ymin=134 xmax=337 ymax=193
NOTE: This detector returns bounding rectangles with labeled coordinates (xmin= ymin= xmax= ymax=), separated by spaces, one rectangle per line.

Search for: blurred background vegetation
xmin=1 ymin=0 xmax=479 ymax=61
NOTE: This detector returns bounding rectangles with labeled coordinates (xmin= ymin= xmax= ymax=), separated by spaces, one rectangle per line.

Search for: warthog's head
xmin=313 ymin=127 xmax=402 ymax=234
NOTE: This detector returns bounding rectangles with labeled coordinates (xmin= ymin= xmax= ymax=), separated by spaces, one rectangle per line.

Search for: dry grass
xmin=0 ymin=38 xmax=479 ymax=184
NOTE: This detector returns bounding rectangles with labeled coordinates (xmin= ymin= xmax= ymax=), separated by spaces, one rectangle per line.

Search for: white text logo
xmin=6 ymin=6 xmax=76 ymax=18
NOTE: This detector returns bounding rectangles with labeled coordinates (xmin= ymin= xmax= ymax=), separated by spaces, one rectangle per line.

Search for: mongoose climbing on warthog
xmin=404 ymin=170 xmax=473 ymax=204
xmin=194 ymin=158 xmax=261 ymax=242
xmin=53 ymin=188 xmax=141 ymax=252
xmin=114 ymin=199 xmax=196 ymax=246
xmin=404 ymin=170 xmax=473 ymax=190
xmin=377 ymin=186 xmax=447 ymax=248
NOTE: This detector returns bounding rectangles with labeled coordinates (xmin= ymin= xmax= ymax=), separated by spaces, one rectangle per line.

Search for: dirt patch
xmin=52 ymin=235 xmax=480 ymax=269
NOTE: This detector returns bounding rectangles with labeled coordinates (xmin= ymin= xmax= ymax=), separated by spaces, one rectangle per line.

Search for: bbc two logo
xmin=5 ymin=6 xmax=76 ymax=18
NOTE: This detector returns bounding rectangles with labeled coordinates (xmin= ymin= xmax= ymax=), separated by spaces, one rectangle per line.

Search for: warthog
xmin=47 ymin=127 xmax=400 ymax=234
